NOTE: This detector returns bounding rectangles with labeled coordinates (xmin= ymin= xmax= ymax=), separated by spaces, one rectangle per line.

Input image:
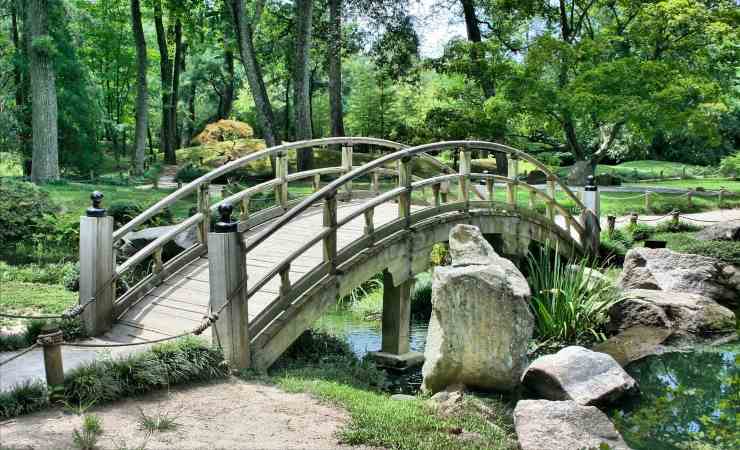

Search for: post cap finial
xmin=585 ymin=175 xmax=597 ymax=191
xmin=215 ymin=203 xmax=237 ymax=233
xmin=86 ymin=191 xmax=106 ymax=217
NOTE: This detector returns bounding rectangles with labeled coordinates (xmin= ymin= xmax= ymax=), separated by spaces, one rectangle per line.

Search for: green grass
xmin=244 ymin=330 xmax=517 ymax=450
xmin=626 ymin=178 xmax=740 ymax=193
xmin=0 ymin=152 xmax=23 ymax=176
xmin=0 ymin=281 xmax=77 ymax=327
xmin=654 ymin=232 xmax=740 ymax=264
xmin=596 ymin=160 xmax=708 ymax=179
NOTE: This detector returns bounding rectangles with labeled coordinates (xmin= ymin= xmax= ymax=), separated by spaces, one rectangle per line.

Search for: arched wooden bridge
xmin=80 ymin=137 xmax=595 ymax=370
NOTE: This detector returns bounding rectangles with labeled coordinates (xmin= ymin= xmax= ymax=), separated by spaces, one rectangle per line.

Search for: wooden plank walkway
xmin=109 ymin=199 xmax=406 ymax=343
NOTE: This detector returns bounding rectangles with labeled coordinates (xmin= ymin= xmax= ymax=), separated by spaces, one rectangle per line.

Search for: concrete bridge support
xmin=369 ymin=271 xmax=424 ymax=369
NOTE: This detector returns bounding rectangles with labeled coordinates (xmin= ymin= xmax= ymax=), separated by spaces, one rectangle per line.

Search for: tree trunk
xmin=219 ymin=48 xmax=235 ymax=119
xmin=27 ymin=0 xmax=59 ymax=182
xmin=153 ymin=1 xmax=176 ymax=164
xmin=131 ymin=0 xmax=148 ymax=175
xmin=185 ymin=82 xmax=196 ymax=146
xmin=283 ymin=77 xmax=291 ymax=140
xmin=292 ymin=0 xmax=314 ymax=170
xmin=460 ymin=0 xmax=494 ymax=98
xmin=228 ymin=0 xmax=279 ymax=147
xmin=328 ymin=0 xmax=345 ymax=139
xmin=170 ymin=21 xmax=184 ymax=151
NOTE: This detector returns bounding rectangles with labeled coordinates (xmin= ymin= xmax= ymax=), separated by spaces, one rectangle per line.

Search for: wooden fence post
xmin=79 ymin=191 xmax=115 ymax=336
xmin=38 ymin=324 xmax=64 ymax=391
xmin=607 ymin=215 xmax=616 ymax=237
xmin=644 ymin=191 xmax=651 ymax=212
xmin=630 ymin=213 xmax=638 ymax=226
xmin=671 ymin=211 xmax=680 ymax=227
xmin=719 ymin=188 xmax=726 ymax=208
xmin=208 ymin=204 xmax=250 ymax=371
xmin=687 ymin=189 xmax=693 ymax=209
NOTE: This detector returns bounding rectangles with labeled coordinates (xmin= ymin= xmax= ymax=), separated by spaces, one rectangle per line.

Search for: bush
xmin=627 ymin=223 xmax=655 ymax=241
xmin=277 ymin=329 xmax=355 ymax=366
xmin=410 ymin=272 xmax=432 ymax=320
xmin=655 ymin=221 xmax=703 ymax=234
xmin=174 ymin=164 xmax=209 ymax=183
xmin=0 ymin=180 xmax=59 ymax=246
xmin=659 ymin=232 xmax=740 ymax=264
xmin=526 ymin=249 xmax=620 ymax=345
xmin=0 ymin=381 xmax=49 ymax=419
xmin=63 ymin=337 xmax=227 ymax=407
xmin=0 ymin=261 xmax=78 ymax=285
xmin=719 ymin=153 xmax=740 ymax=178
xmin=107 ymin=200 xmax=173 ymax=228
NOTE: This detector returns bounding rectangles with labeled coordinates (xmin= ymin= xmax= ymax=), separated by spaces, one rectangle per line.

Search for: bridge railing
xmin=229 ymin=141 xmax=590 ymax=357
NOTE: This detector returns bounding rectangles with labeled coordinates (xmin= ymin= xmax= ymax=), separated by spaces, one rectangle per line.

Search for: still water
xmin=316 ymin=307 xmax=738 ymax=448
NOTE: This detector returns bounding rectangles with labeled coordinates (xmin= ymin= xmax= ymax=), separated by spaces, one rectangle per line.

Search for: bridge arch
xmin=78 ymin=137 xmax=596 ymax=371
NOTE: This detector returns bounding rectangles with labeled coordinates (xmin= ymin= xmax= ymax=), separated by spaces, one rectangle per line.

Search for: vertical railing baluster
xmin=197 ymin=182 xmax=210 ymax=249
xmin=275 ymin=151 xmax=288 ymax=209
xmin=279 ymin=264 xmax=291 ymax=299
xmin=323 ymin=193 xmax=338 ymax=274
xmin=432 ymin=183 xmax=441 ymax=208
xmin=547 ymin=176 xmax=556 ymax=221
xmin=153 ymin=247 xmax=163 ymax=274
xmin=371 ymin=171 xmax=380 ymax=195
xmin=342 ymin=145 xmax=353 ymax=199
xmin=240 ymin=196 xmax=251 ymax=222
xmin=313 ymin=173 xmax=321 ymax=192
xmin=507 ymin=153 xmax=519 ymax=207
xmin=459 ymin=148 xmax=471 ymax=211
xmin=398 ymin=157 xmax=412 ymax=224
xmin=364 ymin=207 xmax=375 ymax=246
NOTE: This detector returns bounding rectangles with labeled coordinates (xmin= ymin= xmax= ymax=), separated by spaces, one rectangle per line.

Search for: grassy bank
xmin=244 ymin=331 xmax=517 ymax=450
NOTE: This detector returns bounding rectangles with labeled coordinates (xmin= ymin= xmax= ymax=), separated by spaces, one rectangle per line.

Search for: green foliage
xmin=0 ymin=261 xmax=77 ymax=286
xmin=174 ymin=165 xmax=209 ymax=184
xmin=410 ymin=272 xmax=432 ymax=320
xmin=654 ymin=221 xmax=703 ymax=234
xmin=0 ymin=381 xmax=50 ymax=420
xmin=107 ymin=201 xmax=173 ymax=228
xmin=72 ymin=414 xmax=103 ymax=450
xmin=137 ymin=408 xmax=178 ymax=433
xmin=0 ymin=180 xmax=59 ymax=246
xmin=719 ymin=153 xmax=740 ymax=178
xmin=62 ymin=337 xmax=227 ymax=408
xmin=626 ymin=223 xmax=655 ymax=242
xmin=526 ymin=250 xmax=620 ymax=345
xmin=659 ymin=232 xmax=740 ymax=264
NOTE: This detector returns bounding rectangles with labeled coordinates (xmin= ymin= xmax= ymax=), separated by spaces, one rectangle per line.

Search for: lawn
xmin=596 ymin=160 xmax=709 ymax=179
xmin=626 ymin=178 xmax=740 ymax=193
xmin=0 ymin=281 xmax=77 ymax=328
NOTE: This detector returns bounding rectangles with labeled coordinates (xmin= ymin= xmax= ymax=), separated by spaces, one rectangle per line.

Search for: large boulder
xmin=521 ymin=346 xmax=637 ymax=405
xmin=608 ymin=289 xmax=735 ymax=337
xmin=514 ymin=400 xmax=632 ymax=450
xmin=695 ymin=219 xmax=740 ymax=241
xmin=421 ymin=224 xmax=533 ymax=393
xmin=120 ymin=224 xmax=198 ymax=260
xmin=617 ymin=248 xmax=739 ymax=307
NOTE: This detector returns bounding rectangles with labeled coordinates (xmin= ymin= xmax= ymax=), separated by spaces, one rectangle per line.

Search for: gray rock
xmin=617 ymin=248 xmax=738 ymax=306
xmin=609 ymin=289 xmax=736 ymax=336
xmin=526 ymin=170 xmax=547 ymax=185
xmin=522 ymin=346 xmax=637 ymax=405
xmin=695 ymin=219 xmax=740 ymax=241
xmin=592 ymin=325 xmax=674 ymax=366
xmin=514 ymin=400 xmax=632 ymax=450
xmin=390 ymin=394 xmax=415 ymax=401
xmin=421 ymin=224 xmax=533 ymax=393
xmin=120 ymin=224 xmax=198 ymax=259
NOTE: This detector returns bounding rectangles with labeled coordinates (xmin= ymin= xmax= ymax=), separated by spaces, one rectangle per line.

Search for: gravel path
xmin=0 ymin=378 xmax=379 ymax=450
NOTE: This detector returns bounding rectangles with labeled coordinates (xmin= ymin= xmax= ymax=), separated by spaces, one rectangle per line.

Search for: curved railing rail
xmin=230 ymin=141 xmax=587 ymax=344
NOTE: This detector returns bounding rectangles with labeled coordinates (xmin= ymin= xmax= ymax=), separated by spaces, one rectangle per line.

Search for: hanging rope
xmin=0 ymin=343 xmax=39 ymax=367
xmin=0 ymin=298 xmax=96 ymax=321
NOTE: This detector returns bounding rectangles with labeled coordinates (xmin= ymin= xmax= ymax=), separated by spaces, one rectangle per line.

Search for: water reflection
xmin=611 ymin=341 xmax=739 ymax=450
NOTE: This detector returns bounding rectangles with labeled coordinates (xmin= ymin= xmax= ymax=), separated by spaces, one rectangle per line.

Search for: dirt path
xmin=0 ymin=378 xmax=380 ymax=450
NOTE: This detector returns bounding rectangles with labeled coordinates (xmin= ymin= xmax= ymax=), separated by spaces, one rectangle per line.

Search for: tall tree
xmin=228 ymin=0 xmax=280 ymax=147
xmin=292 ymin=0 xmax=314 ymax=169
xmin=170 ymin=20 xmax=185 ymax=151
xmin=327 ymin=0 xmax=345 ymax=140
xmin=460 ymin=0 xmax=495 ymax=98
xmin=131 ymin=0 xmax=148 ymax=174
xmin=27 ymin=0 xmax=59 ymax=182
xmin=153 ymin=0 xmax=177 ymax=164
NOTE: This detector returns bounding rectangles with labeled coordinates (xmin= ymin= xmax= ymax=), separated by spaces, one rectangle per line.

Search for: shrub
xmin=659 ymin=232 xmax=740 ymax=264
xmin=108 ymin=200 xmax=174 ymax=228
xmin=526 ymin=249 xmax=620 ymax=345
xmin=277 ymin=329 xmax=355 ymax=366
xmin=62 ymin=337 xmax=227 ymax=409
xmin=0 ymin=179 xmax=59 ymax=246
xmin=719 ymin=153 xmax=740 ymax=178
xmin=0 ymin=261 xmax=77 ymax=285
xmin=410 ymin=272 xmax=432 ymax=320
xmin=0 ymin=381 xmax=50 ymax=419
xmin=655 ymin=221 xmax=703 ymax=234
xmin=627 ymin=223 xmax=655 ymax=241
xmin=174 ymin=164 xmax=209 ymax=183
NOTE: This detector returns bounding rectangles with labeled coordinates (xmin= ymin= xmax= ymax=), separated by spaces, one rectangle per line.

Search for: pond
xmin=316 ymin=307 xmax=738 ymax=449
xmin=610 ymin=341 xmax=739 ymax=450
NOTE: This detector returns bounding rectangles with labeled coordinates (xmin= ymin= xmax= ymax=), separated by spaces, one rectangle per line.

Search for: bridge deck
xmin=111 ymin=199 xmax=408 ymax=343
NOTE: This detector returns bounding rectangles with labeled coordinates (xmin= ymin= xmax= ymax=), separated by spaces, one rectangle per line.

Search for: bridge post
xmin=342 ymin=145 xmax=353 ymax=198
xmin=507 ymin=153 xmax=519 ymax=206
xmin=197 ymin=182 xmax=210 ymax=249
xmin=546 ymin=176 xmax=556 ymax=221
xmin=580 ymin=176 xmax=601 ymax=256
xmin=79 ymin=191 xmax=115 ymax=336
xmin=275 ymin=151 xmax=289 ymax=209
xmin=458 ymin=148 xmax=471 ymax=209
xmin=368 ymin=270 xmax=424 ymax=370
xmin=208 ymin=204 xmax=250 ymax=371
xmin=398 ymin=157 xmax=412 ymax=221
xmin=323 ymin=193 xmax=338 ymax=275
xmin=432 ymin=183 xmax=441 ymax=207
